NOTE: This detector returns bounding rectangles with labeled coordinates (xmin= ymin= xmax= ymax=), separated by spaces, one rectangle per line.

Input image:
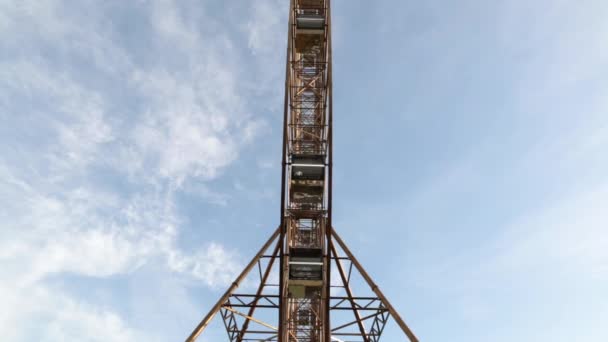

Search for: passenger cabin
xmin=290 ymin=183 xmax=323 ymax=209
xmin=290 ymin=155 xmax=325 ymax=210
xmin=292 ymin=155 xmax=325 ymax=180
xmin=288 ymin=245 xmax=323 ymax=298
xmin=296 ymin=13 xmax=324 ymax=31
xmin=289 ymin=257 xmax=322 ymax=282
xmin=294 ymin=1 xmax=325 ymax=53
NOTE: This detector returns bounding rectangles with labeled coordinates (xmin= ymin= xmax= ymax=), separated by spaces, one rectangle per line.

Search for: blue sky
xmin=1 ymin=0 xmax=607 ymax=341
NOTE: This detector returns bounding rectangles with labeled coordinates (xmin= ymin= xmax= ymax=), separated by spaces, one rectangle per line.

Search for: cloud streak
xmin=0 ymin=1 xmax=281 ymax=340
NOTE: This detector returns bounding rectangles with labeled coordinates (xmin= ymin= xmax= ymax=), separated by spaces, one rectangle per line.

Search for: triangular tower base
xmin=185 ymin=227 xmax=418 ymax=342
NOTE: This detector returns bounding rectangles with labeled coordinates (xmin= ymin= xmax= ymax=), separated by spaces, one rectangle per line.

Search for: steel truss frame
xmin=185 ymin=0 xmax=418 ymax=341
xmin=185 ymin=228 xmax=419 ymax=342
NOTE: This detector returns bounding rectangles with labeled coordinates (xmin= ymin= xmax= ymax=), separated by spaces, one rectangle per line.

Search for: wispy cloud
xmin=0 ymin=162 xmax=244 ymax=338
xmin=0 ymin=282 xmax=153 ymax=342
xmin=245 ymin=0 xmax=286 ymax=56
xmin=0 ymin=0 xmax=279 ymax=340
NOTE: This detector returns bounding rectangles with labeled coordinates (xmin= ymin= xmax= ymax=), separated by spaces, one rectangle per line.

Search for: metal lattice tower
xmin=186 ymin=1 xmax=418 ymax=341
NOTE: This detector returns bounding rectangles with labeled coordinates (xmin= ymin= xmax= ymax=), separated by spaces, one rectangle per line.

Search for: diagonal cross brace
xmin=330 ymin=242 xmax=369 ymax=341
xmin=235 ymin=238 xmax=281 ymax=340
xmin=185 ymin=226 xmax=280 ymax=342
xmin=331 ymin=228 xmax=419 ymax=342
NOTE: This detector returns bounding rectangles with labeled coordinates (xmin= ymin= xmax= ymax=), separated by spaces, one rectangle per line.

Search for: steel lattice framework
xmin=186 ymin=1 xmax=419 ymax=341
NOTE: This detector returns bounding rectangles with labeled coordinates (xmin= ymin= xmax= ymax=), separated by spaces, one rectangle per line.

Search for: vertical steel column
xmin=324 ymin=0 xmax=333 ymax=340
xmin=278 ymin=1 xmax=296 ymax=341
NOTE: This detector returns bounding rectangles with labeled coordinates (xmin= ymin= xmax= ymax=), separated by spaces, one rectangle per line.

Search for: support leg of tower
xmin=185 ymin=226 xmax=281 ymax=342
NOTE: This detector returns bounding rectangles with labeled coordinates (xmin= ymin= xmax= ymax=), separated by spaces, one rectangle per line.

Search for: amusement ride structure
xmin=186 ymin=1 xmax=418 ymax=341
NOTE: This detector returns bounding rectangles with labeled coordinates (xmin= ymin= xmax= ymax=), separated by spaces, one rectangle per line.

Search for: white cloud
xmin=0 ymin=1 xmax=133 ymax=76
xmin=0 ymin=281 xmax=154 ymax=342
xmin=0 ymin=1 xmax=279 ymax=340
xmin=0 ymin=162 xmax=243 ymax=340
xmin=130 ymin=104 xmax=239 ymax=185
xmin=1 ymin=1 xmax=268 ymax=188
xmin=54 ymin=107 xmax=114 ymax=167
xmin=167 ymin=242 xmax=242 ymax=288
xmin=245 ymin=0 xmax=286 ymax=56
xmin=0 ymin=60 xmax=115 ymax=179
xmin=123 ymin=7 xmax=267 ymax=186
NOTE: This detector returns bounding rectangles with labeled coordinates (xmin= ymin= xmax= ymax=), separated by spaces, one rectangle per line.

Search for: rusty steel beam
xmin=324 ymin=1 xmax=333 ymax=340
xmin=329 ymin=242 xmax=369 ymax=341
xmin=185 ymin=227 xmax=280 ymax=342
xmin=278 ymin=1 xmax=296 ymax=340
xmin=223 ymin=307 xmax=278 ymax=332
xmin=236 ymin=239 xmax=281 ymax=340
xmin=331 ymin=229 xmax=420 ymax=342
